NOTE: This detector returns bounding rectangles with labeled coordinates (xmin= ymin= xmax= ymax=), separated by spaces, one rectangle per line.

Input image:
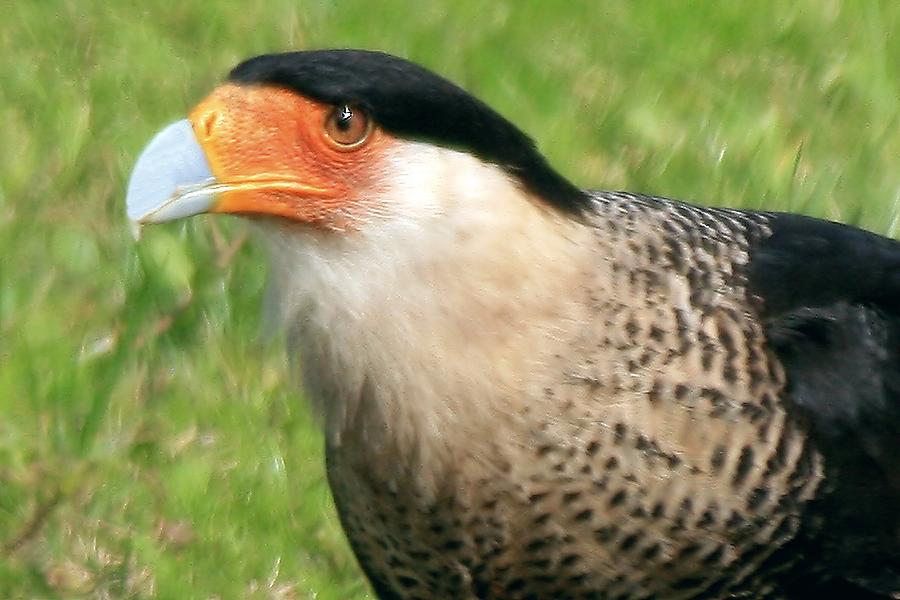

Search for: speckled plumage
xmin=320 ymin=193 xmax=824 ymax=599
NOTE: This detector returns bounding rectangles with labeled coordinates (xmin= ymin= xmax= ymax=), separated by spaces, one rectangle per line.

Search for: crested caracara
xmin=126 ymin=50 xmax=900 ymax=599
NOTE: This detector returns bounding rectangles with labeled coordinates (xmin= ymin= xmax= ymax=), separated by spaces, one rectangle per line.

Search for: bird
xmin=125 ymin=49 xmax=900 ymax=599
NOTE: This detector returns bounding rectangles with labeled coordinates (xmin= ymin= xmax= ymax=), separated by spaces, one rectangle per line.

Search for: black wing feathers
xmin=748 ymin=212 xmax=900 ymax=316
xmin=768 ymin=302 xmax=900 ymax=593
xmin=748 ymin=213 xmax=900 ymax=595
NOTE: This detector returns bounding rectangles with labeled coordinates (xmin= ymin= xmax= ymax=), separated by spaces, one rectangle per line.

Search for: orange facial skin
xmin=188 ymin=84 xmax=393 ymax=229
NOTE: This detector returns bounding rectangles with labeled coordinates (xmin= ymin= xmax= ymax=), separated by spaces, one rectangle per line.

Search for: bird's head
xmin=126 ymin=49 xmax=588 ymax=233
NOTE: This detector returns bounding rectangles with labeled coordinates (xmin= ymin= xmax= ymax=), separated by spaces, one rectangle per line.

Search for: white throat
xmin=258 ymin=142 xmax=590 ymax=471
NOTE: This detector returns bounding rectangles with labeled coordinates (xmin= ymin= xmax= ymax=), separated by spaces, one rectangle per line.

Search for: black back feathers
xmin=747 ymin=213 xmax=900 ymax=594
xmin=747 ymin=213 xmax=900 ymax=317
xmin=228 ymin=49 xmax=589 ymax=214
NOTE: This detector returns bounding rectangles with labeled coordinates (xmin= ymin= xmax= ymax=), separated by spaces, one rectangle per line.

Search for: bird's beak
xmin=126 ymin=119 xmax=219 ymax=225
xmin=126 ymin=85 xmax=339 ymax=233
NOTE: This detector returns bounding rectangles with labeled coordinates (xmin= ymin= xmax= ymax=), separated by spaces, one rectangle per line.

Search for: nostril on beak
xmin=196 ymin=110 xmax=219 ymax=140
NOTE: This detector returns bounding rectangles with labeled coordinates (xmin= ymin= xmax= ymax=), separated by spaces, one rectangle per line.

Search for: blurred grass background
xmin=2 ymin=1 xmax=899 ymax=598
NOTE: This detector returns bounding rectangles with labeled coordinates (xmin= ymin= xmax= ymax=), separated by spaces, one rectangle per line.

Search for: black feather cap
xmin=228 ymin=49 xmax=589 ymax=214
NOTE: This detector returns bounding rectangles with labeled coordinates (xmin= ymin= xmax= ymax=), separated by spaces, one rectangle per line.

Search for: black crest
xmin=228 ymin=49 xmax=589 ymax=214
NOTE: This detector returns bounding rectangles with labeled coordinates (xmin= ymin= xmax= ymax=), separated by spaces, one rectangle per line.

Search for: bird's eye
xmin=324 ymin=104 xmax=371 ymax=149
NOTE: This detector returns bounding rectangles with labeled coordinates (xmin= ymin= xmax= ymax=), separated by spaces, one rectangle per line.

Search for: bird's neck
xmin=259 ymin=146 xmax=592 ymax=488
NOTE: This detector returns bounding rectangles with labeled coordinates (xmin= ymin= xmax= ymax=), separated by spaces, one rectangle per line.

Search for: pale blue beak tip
xmin=126 ymin=119 xmax=217 ymax=223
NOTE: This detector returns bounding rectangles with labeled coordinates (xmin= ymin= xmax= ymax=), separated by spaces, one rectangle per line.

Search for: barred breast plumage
xmin=325 ymin=193 xmax=836 ymax=599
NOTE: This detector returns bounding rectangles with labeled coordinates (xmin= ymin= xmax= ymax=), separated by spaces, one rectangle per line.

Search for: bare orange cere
xmin=188 ymin=84 xmax=392 ymax=228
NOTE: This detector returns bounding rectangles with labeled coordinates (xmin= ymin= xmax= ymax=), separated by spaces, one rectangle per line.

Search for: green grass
xmin=2 ymin=2 xmax=899 ymax=597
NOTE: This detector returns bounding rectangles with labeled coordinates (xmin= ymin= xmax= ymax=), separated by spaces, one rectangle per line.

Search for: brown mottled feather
xmin=316 ymin=193 xmax=825 ymax=599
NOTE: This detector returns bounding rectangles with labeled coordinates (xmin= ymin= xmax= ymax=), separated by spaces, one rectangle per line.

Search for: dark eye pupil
xmin=336 ymin=105 xmax=353 ymax=131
